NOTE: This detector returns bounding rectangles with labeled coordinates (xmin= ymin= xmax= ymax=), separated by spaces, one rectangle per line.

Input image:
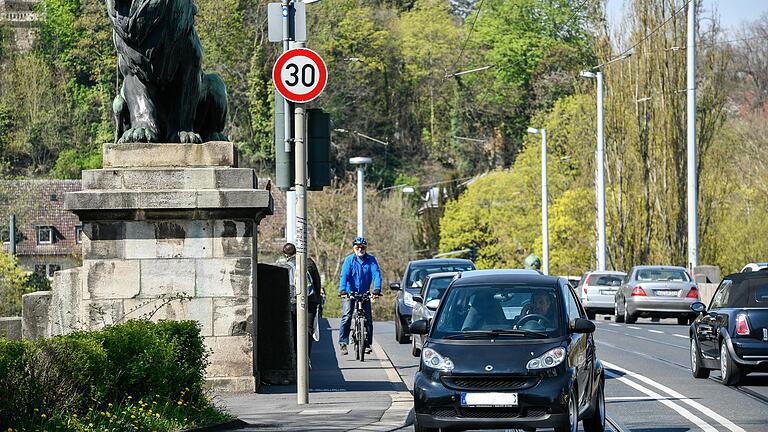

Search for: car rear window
xmin=591 ymin=275 xmax=623 ymax=287
xmin=635 ymin=268 xmax=690 ymax=282
xmin=431 ymin=284 xmax=563 ymax=339
xmin=406 ymin=263 xmax=475 ymax=289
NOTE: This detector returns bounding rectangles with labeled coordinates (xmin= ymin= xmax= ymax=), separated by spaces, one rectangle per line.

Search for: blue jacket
xmin=339 ymin=253 xmax=382 ymax=295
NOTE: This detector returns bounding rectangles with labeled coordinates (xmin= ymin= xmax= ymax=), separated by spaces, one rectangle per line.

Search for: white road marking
xmin=604 ymin=361 xmax=746 ymax=432
xmin=648 ymin=330 xmax=664 ymax=334
xmin=609 ymin=323 xmax=621 ymax=327
xmin=674 ymin=334 xmax=688 ymax=339
xmin=605 ymin=369 xmax=718 ymax=432
xmin=628 ymin=326 xmax=641 ymax=330
xmin=606 ymin=396 xmax=670 ymax=401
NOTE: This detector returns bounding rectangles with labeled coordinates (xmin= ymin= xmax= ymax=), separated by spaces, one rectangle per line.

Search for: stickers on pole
xmin=273 ymin=48 xmax=328 ymax=103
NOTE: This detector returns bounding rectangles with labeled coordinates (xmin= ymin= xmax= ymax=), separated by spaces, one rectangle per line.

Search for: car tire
xmin=555 ymin=387 xmax=578 ymax=432
xmin=720 ymin=342 xmax=742 ymax=386
xmin=614 ymin=302 xmax=624 ymax=323
xmin=411 ymin=335 xmax=421 ymax=357
xmin=395 ymin=314 xmax=410 ymax=344
xmin=583 ymin=379 xmax=606 ymax=432
xmin=413 ymin=416 xmax=438 ymax=432
xmin=690 ymin=338 xmax=710 ymax=379
xmin=587 ymin=310 xmax=597 ymax=320
xmin=624 ymin=302 xmax=637 ymax=324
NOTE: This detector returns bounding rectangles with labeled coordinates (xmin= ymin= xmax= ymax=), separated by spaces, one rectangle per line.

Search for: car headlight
xmin=422 ymin=348 xmax=454 ymax=371
xmin=526 ymin=347 xmax=566 ymax=370
xmin=403 ymin=291 xmax=415 ymax=307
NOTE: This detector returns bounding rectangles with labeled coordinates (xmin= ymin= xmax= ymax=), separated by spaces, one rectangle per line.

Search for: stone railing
xmin=0 ymin=11 xmax=36 ymax=22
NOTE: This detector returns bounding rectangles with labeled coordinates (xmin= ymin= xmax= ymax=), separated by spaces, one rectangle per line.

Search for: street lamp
xmin=349 ymin=157 xmax=372 ymax=237
xmin=527 ymin=127 xmax=549 ymax=276
xmin=580 ymin=69 xmax=607 ymax=271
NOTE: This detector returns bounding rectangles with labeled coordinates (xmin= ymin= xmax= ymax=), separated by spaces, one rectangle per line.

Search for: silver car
xmin=578 ymin=271 xmax=626 ymax=319
xmin=614 ymin=266 xmax=700 ymax=325
xmin=410 ymin=272 xmax=457 ymax=357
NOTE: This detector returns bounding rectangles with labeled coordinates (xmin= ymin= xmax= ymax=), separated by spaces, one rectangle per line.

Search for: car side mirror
xmin=389 ymin=283 xmax=401 ymax=291
xmin=413 ymin=295 xmax=423 ymax=304
xmin=409 ymin=319 xmax=429 ymax=335
xmin=571 ymin=318 xmax=595 ymax=334
xmin=426 ymin=299 xmax=440 ymax=311
xmin=690 ymin=302 xmax=706 ymax=314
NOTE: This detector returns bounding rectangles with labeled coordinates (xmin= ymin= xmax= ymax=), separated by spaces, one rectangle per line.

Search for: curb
xmin=181 ymin=419 xmax=248 ymax=432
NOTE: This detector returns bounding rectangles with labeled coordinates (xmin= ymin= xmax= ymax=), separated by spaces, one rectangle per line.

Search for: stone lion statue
xmin=106 ymin=0 xmax=228 ymax=144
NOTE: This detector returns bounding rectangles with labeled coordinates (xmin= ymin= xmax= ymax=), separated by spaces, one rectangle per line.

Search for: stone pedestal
xmin=60 ymin=142 xmax=273 ymax=392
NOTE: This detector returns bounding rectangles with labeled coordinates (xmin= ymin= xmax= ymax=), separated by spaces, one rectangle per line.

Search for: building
xmin=0 ymin=0 xmax=38 ymax=51
xmin=0 ymin=179 xmax=82 ymax=277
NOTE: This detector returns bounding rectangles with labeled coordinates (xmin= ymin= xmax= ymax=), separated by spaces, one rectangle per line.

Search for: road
xmin=374 ymin=316 xmax=768 ymax=432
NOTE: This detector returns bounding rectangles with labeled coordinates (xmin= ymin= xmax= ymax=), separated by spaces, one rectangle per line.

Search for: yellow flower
xmin=108 ymin=403 xmax=113 ymax=407
xmin=34 ymin=408 xmax=39 ymax=412
xmin=131 ymin=415 xmax=136 ymax=419
xmin=155 ymin=413 xmax=160 ymax=418
xmin=41 ymin=414 xmax=47 ymax=419
xmin=8 ymin=428 xmax=14 ymax=432
xmin=89 ymin=424 xmax=93 ymax=428
xmin=177 ymin=401 xmax=183 ymax=405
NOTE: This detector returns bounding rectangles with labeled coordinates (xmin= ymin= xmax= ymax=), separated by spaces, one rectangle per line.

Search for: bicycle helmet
xmin=352 ymin=236 xmax=367 ymax=246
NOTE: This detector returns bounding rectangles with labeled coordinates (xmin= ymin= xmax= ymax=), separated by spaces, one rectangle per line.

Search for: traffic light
xmin=274 ymin=91 xmax=294 ymax=192
xmin=307 ymin=108 xmax=331 ymax=191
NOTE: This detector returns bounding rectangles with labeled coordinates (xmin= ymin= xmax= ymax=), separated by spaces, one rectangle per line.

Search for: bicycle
xmin=348 ymin=292 xmax=373 ymax=361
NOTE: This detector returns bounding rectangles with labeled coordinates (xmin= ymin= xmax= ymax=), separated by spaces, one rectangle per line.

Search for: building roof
xmin=0 ymin=179 xmax=82 ymax=256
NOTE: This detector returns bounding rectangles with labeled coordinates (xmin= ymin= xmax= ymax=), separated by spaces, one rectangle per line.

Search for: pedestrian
xmin=338 ymin=237 xmax=382 ymax=355
xmin=283 ymin=243 xmax=323 ymax=363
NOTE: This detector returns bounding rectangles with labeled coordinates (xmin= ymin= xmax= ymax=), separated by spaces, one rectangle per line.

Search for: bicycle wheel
xmin=353 ymin=316 xmax=360 ymax=360
xmin=358 ymin=317 xmax=367 ymax=362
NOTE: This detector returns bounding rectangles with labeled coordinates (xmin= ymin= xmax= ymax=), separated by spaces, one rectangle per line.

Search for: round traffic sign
xmin=273 ymin=48 xmax=328 ymax=103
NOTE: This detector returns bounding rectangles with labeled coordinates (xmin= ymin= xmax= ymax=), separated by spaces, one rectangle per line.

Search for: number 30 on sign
xmin=273 ymin=48 xmax=328 ymax=103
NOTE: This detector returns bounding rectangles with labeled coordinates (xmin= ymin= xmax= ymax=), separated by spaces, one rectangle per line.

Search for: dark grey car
xmin=410 ymin=272 xmax=458 ymax=357
xmin=614 ymin=266 xmax=700 ymax=325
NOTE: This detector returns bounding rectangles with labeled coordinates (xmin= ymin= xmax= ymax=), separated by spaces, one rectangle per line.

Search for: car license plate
xmin=601 ymin=290 xmax=617 ymax=296
xmin=460 ymin=392 xmax=518 ymax=407
xmin=656 ymin=290 xmax=678 ymax=296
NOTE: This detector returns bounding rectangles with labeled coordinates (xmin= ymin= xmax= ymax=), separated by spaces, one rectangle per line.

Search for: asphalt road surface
xmin=374 ymin=316 xmax=768 ymax=432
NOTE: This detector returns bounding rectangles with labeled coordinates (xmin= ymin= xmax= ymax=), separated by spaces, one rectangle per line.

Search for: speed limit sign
xmin=273 ymin=48 xmax=328 ymax=103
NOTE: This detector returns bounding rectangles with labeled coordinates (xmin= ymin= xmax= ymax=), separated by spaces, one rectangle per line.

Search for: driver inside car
xmin=518 ymin=291 xmax=556 ymax=327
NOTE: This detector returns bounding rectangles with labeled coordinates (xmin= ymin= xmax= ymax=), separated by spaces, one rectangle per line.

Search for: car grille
xmin=430 ymin=407 xmax=548 ymax=418
xmin=441 ymin=376 xmax=536 ymax=391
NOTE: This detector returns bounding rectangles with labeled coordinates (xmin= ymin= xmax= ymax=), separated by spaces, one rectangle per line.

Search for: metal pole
xmin=282 ymin=0 xmax=296 ymax=245
xmin=9 ymin=214 xmax=16 ymax=256
xmin=294 ymin=102 xmax=309 ymax=405
xmin=687 ymin=1 xmax=698 ymax=269
xmin=596 ymin=71 xmax=606 ymax=271
xmin=357 ymin=166 xmax=364 ymax=237
xmin=286 ymin=191 xmax=296 ymax=243
xmin=541 ymin=130 xmax=549 ymax=276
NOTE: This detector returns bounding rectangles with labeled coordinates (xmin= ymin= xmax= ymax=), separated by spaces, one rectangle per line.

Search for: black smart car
xmin=410 ymin=270 xmax=605 ymax=432
xmin=689 ymin=269 xmax=768 ymax=385
xmin=390 ymin=258 xmax=475 ymax=344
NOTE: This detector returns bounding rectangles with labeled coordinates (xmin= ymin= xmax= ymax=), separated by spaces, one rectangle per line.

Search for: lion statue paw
xmin=119 ymin=127 xmax=160 ymax=144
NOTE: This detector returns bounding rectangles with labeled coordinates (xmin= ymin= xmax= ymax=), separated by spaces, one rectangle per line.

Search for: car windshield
xmin=636 ymin=269 xmax=690 ymax=282
xmin=592 ymin=275 xmax=623 ymax=286
xmin=407 ymin=263 xmax=474 ymax=290
xmin=431 ymin=284 xmax=562 ymax=339
xmin=424 ymin=277 xmax=452 ymax=302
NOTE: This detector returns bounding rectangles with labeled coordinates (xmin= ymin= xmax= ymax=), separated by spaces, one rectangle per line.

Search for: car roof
xmin=744 ymin=263 xmax=768 ymax=268
xmin=586 ymin=271 xmax=627 ymax=275
xmin=408 ymin=258 xmax=474 ymax=266
xmin=723 ymin=268 xmax=768 ymax=283
xmin=630 ymin=265 xmax=687 ymax=271
xmin=451 ymin=269 xmax=560 ymax=287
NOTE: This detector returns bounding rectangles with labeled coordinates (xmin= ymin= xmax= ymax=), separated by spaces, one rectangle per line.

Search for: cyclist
xmin=338 ymin=236 xmax=382 ymax=355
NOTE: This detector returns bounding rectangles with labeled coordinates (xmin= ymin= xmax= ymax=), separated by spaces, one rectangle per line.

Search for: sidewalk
xmin=215 ymin=318 xmax=412 ymax=431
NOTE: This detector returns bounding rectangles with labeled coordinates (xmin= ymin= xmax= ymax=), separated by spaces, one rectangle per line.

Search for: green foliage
xmin=0 ymin=320 xmax=219 ymax=431
xmin=50 ymin=147 xmax=103 ymax=179
xmin=0 ymin=250 xmax=30 ymax=316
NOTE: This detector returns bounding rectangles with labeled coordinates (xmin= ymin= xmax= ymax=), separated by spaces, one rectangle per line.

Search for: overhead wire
xmin=446 ymin=0 xmax=487 ymax=81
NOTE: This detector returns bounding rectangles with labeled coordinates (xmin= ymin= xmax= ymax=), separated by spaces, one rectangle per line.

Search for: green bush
xmin=0 ymin=320 xmax=214 ymax=430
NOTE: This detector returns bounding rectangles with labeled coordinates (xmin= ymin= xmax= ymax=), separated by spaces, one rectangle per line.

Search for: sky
xmin=607 ymin=0 xmax=768 ymax=36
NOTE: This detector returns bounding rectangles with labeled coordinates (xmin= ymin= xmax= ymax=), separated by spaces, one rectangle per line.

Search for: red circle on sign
xmin=273 ymin=48 xmax=328 ymax=103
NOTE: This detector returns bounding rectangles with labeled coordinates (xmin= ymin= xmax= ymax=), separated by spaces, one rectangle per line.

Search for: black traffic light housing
xmin=274 ymin=94 xmax=331 ymax=191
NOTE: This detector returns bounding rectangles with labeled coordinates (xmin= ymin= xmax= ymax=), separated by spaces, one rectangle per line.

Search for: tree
xmin=0 ymin=251 xmax=30 ymax=317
